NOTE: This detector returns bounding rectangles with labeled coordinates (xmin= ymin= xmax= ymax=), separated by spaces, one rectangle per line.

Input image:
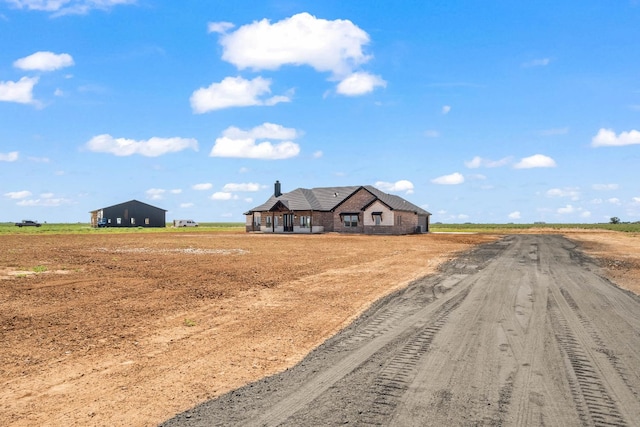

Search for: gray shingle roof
xmin=363 ymin=186 xmax=430 ymax=215
xmin=246 ymin=185 xmax=431 ymax=215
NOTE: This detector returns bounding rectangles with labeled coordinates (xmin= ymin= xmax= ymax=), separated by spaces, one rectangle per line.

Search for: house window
xmin=116 ymin=218 xmax=122 ymax=225
xmin=343 ymin=214 xmax=358 ymax=227
xmin=372 ymin=212 xmax=383 ymax=225
xmin=131 ymin=218 xmax=136 ymax=225
xmin=300 ymin=216 xmax=310 ymax=228
xmin=266 ymin=216 xmax=272 ymax=227
xmin=145 ymin=218 xmax=150 ymax=225
xmin=396 ymin=215 xmax=402 ymax=226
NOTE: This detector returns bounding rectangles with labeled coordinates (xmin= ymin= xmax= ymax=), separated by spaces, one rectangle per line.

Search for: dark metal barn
xmin=90 ymin=200 xmax=167 ymax=228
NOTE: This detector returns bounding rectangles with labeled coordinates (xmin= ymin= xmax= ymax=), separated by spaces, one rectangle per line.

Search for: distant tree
xmin=610 ymin=217 xmax=621 ymax=224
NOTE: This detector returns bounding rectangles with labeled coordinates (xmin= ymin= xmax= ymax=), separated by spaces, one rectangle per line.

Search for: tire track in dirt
xmin=247 ymin=275 xmax=475 ymax=427
xmin=544 ymin=237 xmax=640 ymax=426
xmin=354 ymin=286 xmax=472 ymax=425
xmin=549 ymin=299 xmax=625 ymax=426
xmin=161 ymin=236 xmax=640 ymax=427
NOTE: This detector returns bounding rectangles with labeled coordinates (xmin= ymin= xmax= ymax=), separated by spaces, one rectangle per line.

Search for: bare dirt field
xmin=0 ymin=230 xmax=638 ymax=426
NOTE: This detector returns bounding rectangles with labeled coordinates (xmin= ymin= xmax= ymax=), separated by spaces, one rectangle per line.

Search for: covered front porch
xmin=245 ymin=206 xmax=326 ymax=233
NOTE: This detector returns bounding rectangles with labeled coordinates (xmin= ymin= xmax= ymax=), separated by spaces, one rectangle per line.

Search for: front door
xmin=283 ymin=213 xmax=294 ymax=232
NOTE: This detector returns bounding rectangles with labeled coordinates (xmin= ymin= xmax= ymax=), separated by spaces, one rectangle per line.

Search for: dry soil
xmin=0 ymin=230 xmax=638 ymax=426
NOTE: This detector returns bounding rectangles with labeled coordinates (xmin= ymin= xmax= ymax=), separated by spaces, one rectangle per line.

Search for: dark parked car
xmin=15 ymin=220 xmax=41 ymax=227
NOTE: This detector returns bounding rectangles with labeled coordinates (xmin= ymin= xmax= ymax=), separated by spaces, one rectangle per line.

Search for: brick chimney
xmin=274 ymin=180 xmax=282 ymax=197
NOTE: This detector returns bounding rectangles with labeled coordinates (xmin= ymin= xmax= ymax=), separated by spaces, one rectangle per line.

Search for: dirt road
xmin=162 ymin=234 xmax=640 ymax=426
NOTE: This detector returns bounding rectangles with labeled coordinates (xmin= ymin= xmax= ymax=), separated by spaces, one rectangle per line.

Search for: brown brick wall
xmin=333 ymin=188 xmax=376 ymax=233
xmin=362 ymin=212 xmax=420 ymax=234
xmin=393 ymin=212 xmax=420 ymax=234
xmin=314 ymin=211 xmax=334 ymax=231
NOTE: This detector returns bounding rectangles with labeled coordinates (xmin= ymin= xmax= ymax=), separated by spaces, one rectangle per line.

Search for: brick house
xmin=245 ymin=181 xmax=431 ymax=234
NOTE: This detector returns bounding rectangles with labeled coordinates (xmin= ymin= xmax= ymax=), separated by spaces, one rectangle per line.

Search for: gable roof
xmin=90 ymin=199 xmax=167 ymax=213
xmin=246 ymin=185 xmax=430 ymax=216
xmin=363 ymin=186 xmax=430 ymax=215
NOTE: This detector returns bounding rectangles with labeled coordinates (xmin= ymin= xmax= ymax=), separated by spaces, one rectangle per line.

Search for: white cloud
xmin=180 ymin=202 xmax=194 ymax=208
xmin=336 ymin=72 xmax=386 ymax=96
xmin=14 ymin=51 xmax=74 ymax=71
xmin=210 ymin=137 xmax=299 ymax=160
xmin=546 ymin=187 xmax=580 ymax=201
xmin=192 ymin=183 xmax=213 ymax=191
xmin=222 ymin=182 xmax=261 ymax=192
xmin=442 ymin=105 xmax=451 ymax=114
xmin=608 ymin=198 xmax=621 ymax=205
xmin=85 ymin=134 xmax=198 ymax=157
xmin=375 ymin=180 xmax=414 ymax=194
xmin=217 ymin=12 xmax=371 ymax=78
xmin=424 ymin=130 xmax=440 ymax=138
xmin=592 ymin=128 xmax=640 ymax=147
xmin=514 ymin=154 xmax=556 ymax=169
xmin=170 ymin=189 xmax=182 ymax=194
xmin=0 ymin=76 xmax=38 ymax=104
xmin=207 ymin=21 xmax=234 ymax=34
xmin=522 ymin=58 xmax=551 ymax=68
xmin=464 ymin=156 xmax=511 ymax=169
xmin=0 ymin=151 xmax=19 ymax=162
xmin=508 ymin=211 xmax=521 ymax=219
xmin=5 ymin=190 xmax=32 ymax=199
xmin=210 ymin=122 xmax=301 ymax=160
xmin=211 ymin=192 xmax=234 ymax=200
xmin=632 ymin=197 xmax=640 ymax=204
xmin=581 ymin=211 xmax=592 ymax=218
xmin=431 ymin=172 xmax=464 ymax=185
xmin=464 ymin=156 xmax=482 ymax=168
xmin=313 ymin=150 xmax=323 ymax=158
xmin=16 ymin=197 xmax=71 ymax=207
xmin=190 ymin=76 xmax=291 ymax=113
xmin=592 ymin=183 xmax=619 ymax=191
xmin=244 ymin=197 xmax=253 ymax=203
xmin=213 ymin=12 xmax=384 ymax=96
xmin=6 ymin=0 xmax=136 ymax=16
xmin=557 ymin=204 xmax=575 ymax=214
xmin=146 ymin=188 xmax=165 ymax=200
xmin=225 ymin=122 xmax=299 ymax=140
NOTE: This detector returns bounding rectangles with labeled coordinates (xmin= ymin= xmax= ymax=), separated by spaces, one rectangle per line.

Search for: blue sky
xmin=1 ymin=0 xmax=639 ymax=224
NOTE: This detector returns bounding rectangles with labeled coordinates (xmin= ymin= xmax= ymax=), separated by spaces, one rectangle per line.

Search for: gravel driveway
xmin=162 ymin=234 xmax=640 ymax=426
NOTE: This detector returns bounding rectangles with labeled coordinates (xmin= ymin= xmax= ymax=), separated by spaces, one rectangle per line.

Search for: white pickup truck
xmin=173 ymin=219 xmax=198 ymax=227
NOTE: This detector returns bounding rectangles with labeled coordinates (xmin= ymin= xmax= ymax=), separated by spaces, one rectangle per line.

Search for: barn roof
xmin=90 ymin=199 xmax=167 ymax=213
